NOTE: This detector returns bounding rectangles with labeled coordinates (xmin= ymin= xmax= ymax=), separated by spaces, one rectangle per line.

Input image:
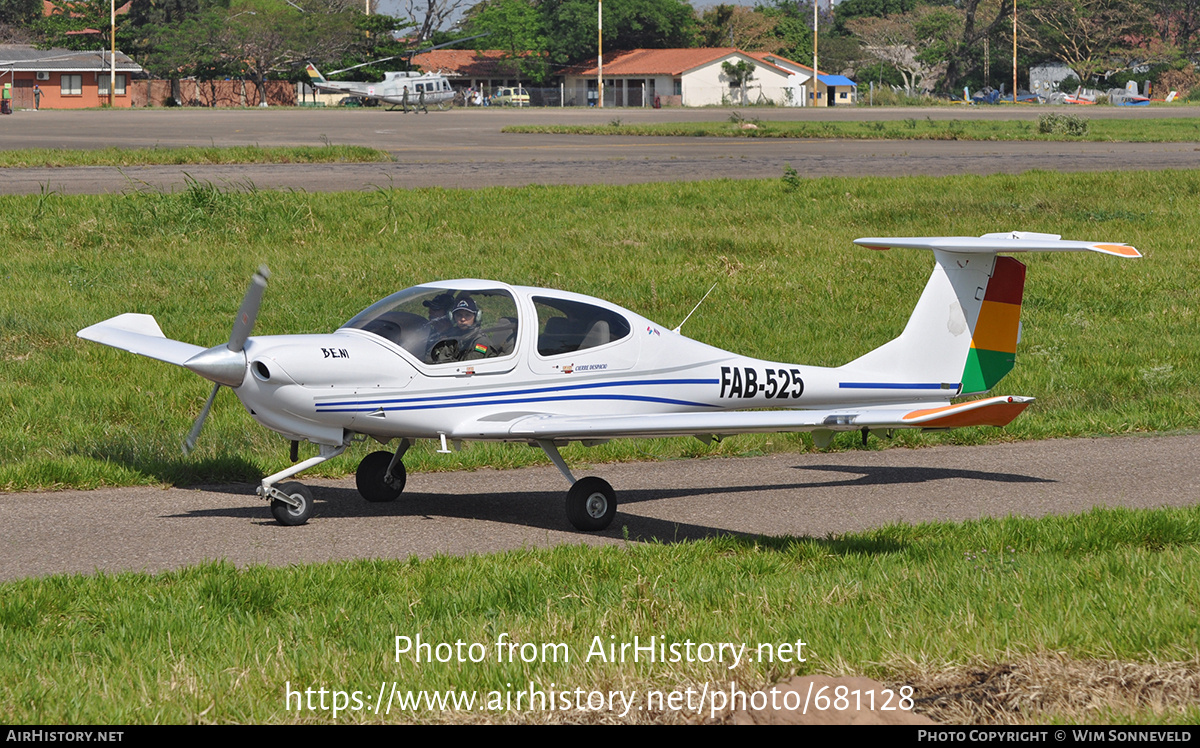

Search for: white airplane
xmin=305 ymin=63 xmax=454 ymax=109
xmin=77 ymin=232 xmax=1139 ymax=528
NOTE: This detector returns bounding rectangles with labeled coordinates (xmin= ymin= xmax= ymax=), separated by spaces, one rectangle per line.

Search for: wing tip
xmin=1092 ymin=243 xmax=1141 ymax=258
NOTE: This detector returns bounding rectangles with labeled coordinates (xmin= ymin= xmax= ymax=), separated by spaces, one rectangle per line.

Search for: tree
xmin=34 ymin=0 xmax=128 ymax=51
xmin=403 ymin=0 xmax=470 ymax=42
xmin=832 ymin=0 xmax=920 ymax=33
xmin=1148 ymin=0 xmax=1200 ymax=54
xmin=721 ymin=58 xmax=755 ymax=103
xmin=847 ymin=8 xmax=961 ymax=93
xmin=218 ymin=1 xmax=358 ymax=102
xmin=461 ymin=0 xmax=551 ymax=82
xmin=144 ymin=0 xmax=358 ymax=104
xmin=0 ymin=0 xmax=40 ymax=25
xmin=539 ymin=0 xmax=696 ymax=66
xmin=699 ymin=5 xmax=779 ymax=51
xmin=325 ymin=11 xmax=417 ymax=81
xmin=758 ymin=1 xmax=861 ymax=75
xmin=938 ymin=0 xmax=1009 ymax=95
xmin=1023 ymin=0 xmax=1153 ymax=84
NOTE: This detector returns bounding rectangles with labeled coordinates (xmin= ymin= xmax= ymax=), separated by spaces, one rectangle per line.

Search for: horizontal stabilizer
xmin=854 ymin=233 xmax=1140 ymax=258
xmin=77 ymin=313 xmax=205 ymax=366
xmin=897 ymin=396 xmax=1032 ymax=428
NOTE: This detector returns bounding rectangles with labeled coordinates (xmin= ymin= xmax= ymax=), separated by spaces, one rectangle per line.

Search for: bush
xmin=1037 ymin=113 xmax=1089 ymax=137
xmin=1157 ymin=65 xmax=1200 ymax=99
xmin=860 ymin=87 xmax=940 ymax=107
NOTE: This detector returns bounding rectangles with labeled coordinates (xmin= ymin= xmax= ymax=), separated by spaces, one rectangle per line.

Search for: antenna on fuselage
xmin=672 ymin=281 xmax=718 ymax=334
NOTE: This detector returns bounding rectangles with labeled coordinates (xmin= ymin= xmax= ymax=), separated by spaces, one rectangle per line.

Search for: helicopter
xmin=306 ymin=63 xmax=454 ymax=110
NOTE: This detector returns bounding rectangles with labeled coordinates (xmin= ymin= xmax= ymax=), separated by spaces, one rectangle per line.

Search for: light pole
xmin=597 ymin=0 xmax=603 ymax=108
xmin=108 ymin=0 xmax=114 ymax=106
xmin=812 ymin=0 xmax=818 ymax=107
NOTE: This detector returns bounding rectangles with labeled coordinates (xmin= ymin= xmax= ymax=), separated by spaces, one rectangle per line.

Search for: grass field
xmin=0 ymin=170 xmax=1196 ymax=491
xmin=504 ymin=116 xmax=1200 ymax=142
xmin=0 ymin=145 xmax=392 ymax=168
xmin=2 ymin=506 xmax=1198 ymax=723
xmin=2 ymin=170 xmax=1197 ymax=724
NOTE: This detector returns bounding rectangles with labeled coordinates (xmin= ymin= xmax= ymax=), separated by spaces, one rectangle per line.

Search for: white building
xmin=560 ymin=48 xmax=851 ymax=107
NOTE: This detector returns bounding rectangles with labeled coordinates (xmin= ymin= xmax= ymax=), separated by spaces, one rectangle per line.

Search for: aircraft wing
xmin=77 ymin=313 xmax=205 ymax=366
xmin=455 ymin=396 xmax=1032 ymax=441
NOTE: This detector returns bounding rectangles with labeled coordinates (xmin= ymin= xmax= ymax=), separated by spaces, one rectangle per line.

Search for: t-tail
xmin=839 ymin=232 xmax=1140 ymax=397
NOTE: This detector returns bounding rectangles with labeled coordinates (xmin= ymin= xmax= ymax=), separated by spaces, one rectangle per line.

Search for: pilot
xmin=431 ymin=296 xmax=497 ymax=362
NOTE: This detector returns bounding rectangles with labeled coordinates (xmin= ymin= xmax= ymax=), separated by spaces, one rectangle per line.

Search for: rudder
xmin=960 ymin=256 xmax=1025 ymax=394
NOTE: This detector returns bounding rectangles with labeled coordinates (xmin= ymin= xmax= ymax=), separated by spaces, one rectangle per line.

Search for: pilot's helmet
xmin=451 ymin=297 xmax=480 ymax=325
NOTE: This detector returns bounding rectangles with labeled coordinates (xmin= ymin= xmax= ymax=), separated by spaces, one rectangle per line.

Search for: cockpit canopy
xmin=342 ymin=284 xmax=635 ymax=366
xmin=342 ymin=286 xmax=519 ymax=365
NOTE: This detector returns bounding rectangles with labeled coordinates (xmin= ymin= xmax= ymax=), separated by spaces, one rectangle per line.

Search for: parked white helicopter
xmin=305 ymin=63 xmax=454 ymax=109
xmin=78 ymin=233 xmax=1138 ymax=528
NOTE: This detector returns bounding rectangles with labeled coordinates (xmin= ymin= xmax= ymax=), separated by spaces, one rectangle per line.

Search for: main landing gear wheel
xmin=356 ymin=450 xmax=406 ymax=503
xmin=270 ymin=481 xmax=314 ymax=526
xmin=565 ymin=476 xmax=617 ymax=531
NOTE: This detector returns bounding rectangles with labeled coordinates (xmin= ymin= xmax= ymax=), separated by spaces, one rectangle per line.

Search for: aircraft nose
xmin=184 ymin=345 xmax=247 ymax=387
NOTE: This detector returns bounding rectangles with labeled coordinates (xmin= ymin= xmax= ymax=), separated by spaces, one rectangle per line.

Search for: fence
xmin=457 ymin=86 xmax=683 ymax=108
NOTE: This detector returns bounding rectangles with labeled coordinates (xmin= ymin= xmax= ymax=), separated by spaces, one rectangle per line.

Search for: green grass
xmin=0 ymin=145 xmax=393 ymax=168
xmin=0 ymin=170 xmax=1196 ymax=492
xmin=504 ymin=117 xmax=1200 ymax=142
xmin=1 ymin=506 xmax=1197 ymax=723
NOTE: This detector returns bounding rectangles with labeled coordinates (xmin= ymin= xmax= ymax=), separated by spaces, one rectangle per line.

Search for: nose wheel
xmin=356 ymin=449 xmax=407 ymax=503
xmin=269 ymin=482 xmax=314 ymax=526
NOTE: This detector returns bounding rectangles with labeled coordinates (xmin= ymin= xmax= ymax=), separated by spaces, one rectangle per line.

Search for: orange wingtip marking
xmin=1093 ymin=243 xmax=1141 ymax=258
xmin=903 ymin=400 xmax=1030 ymax=428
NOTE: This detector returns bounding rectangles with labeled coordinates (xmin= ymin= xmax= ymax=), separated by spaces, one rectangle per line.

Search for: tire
xmin=356 ymin=450 xmax=406 ymax=503
xmin=270 ymin=482 xmax=314 ymax=526
xmin=565 ymin=476 xmax=616 ymax=531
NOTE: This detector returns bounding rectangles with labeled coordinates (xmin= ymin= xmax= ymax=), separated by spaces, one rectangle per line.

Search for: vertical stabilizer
xmin=839 ymin=250 xmax=999 ymax=392
xmin=841 ymin=233 xmax=1138 ymax=396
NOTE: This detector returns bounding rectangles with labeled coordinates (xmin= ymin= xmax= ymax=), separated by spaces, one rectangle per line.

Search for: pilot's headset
xmin=451 ymin=296 xmax=481 ymax=326
xmin=423 ymin=292 xmax=456 ymax=324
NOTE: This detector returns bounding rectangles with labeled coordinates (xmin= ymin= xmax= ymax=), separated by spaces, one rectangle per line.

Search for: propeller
xmin=181 ymin=266 xmax=271 ymax=455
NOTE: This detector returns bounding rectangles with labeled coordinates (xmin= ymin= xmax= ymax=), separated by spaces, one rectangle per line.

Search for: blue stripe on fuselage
xmin=314 ymin=378 xmax=719 ymax=412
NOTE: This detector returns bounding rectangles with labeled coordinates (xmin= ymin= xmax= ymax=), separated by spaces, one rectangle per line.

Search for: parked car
xmin=492 ymin=87 xmax=530 ymax=107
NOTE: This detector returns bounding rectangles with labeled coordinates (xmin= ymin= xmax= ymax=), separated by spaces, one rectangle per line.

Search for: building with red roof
xmin=0 ymin=44 xmax=142 ymax=109
xmin=558 ymin=48 xmax=853 ymax=107
xmin=410 ymin=49 xmax=533 ymax=93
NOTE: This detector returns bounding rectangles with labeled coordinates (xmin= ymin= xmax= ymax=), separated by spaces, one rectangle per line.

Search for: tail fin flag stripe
xmin=961 ymin=256 xmax=1026 ymax=394
xmin=305 ymin=63 xmax=323 ymax=82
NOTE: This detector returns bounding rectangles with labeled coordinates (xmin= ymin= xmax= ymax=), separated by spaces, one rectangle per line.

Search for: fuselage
xmin=313 ymin=71 xmax=455 ymax=107
xmin=227 ymin=280 xmax=960 ymax=446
